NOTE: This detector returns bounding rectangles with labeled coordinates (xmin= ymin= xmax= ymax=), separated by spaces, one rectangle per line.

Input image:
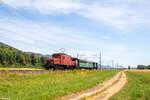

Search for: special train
xmin=44 ymin=53 xmax=98 ymax=70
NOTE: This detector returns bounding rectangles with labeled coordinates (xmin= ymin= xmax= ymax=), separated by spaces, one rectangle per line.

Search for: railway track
xmin=0 ymin=70 xmax=51 ymax=74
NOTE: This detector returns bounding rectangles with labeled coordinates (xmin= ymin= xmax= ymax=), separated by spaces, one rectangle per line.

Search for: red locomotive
xmin=44 ymin=53 xmax=98 ymax=70
xmin=45 ymin=53 xmax=75 ymax=70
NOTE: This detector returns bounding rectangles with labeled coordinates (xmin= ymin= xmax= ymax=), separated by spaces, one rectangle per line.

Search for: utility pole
xmin=112 ymin=60 xmax=114 ymax=68
xmin=77 ymin=53 xmax=79 ymax=59
xmin=99 ymin=51 xmax=102 ymax=69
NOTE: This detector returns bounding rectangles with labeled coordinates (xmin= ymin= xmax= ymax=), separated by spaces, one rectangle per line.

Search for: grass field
xmin=0 ymin=70 xmax=118 ymax=100
xmin=110 ymin=71 xmax=150 ymax=100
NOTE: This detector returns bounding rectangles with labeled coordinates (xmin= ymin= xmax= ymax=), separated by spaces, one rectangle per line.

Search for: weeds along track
xmin=59 ymin=71 xmax=127 ymax=100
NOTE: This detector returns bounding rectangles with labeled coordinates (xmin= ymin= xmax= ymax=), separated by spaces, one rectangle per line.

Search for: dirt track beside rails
xmin=58 ymin=71 xmax=127 ymax=100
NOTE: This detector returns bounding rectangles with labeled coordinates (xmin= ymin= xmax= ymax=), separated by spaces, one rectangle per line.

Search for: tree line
xmin=0 ymin=46 xmax=47 ymax=68
xmin=137 ymin=65 xmax=150 ymax=69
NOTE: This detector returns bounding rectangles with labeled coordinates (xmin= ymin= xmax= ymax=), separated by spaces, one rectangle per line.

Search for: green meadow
xmin=0 ymin=70 xmax=118 ymax=100
xmin=110 ymin=71 xmax=150 ymax=100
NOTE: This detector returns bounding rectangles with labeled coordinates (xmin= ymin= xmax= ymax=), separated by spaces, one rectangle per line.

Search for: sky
xmin=0 ymin=0 xmax=150 ymax=67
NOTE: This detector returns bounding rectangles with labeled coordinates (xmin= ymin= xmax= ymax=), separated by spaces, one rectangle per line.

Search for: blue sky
xmin=0 ymin=0 xmax=150 ymax=67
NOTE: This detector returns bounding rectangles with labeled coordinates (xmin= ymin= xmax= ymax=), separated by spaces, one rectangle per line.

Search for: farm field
xmin=110 ymin=71 xmax=150 ymax=100
xmin=0 ymin=70 xmax=119 ymax=100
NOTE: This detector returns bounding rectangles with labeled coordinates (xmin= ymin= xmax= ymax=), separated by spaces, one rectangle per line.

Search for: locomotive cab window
xmin=62 ymin=56 xmax=65 ymax=59
xmin=53 ymin=55 xmax=61 ymax=58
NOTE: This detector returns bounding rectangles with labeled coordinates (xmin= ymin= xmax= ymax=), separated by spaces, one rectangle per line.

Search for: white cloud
xmin=0 ymin=16 xmax=106 ymax=49
xmin=102 ymin=36 xmax=111 ymax=39
xmin=1 ymin=0 xmax=82 ymax=14
xmin=2 ymin=0 xmax=150 ymax=30
xmin=33 ymin=0 xmax=81 ymax=14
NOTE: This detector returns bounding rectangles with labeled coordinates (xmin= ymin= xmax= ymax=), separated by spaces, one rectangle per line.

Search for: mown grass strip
xmin=110 ymin=71 xmax=150 ymax=100
xmin=0 ymin=70 xmax=119 ymax=100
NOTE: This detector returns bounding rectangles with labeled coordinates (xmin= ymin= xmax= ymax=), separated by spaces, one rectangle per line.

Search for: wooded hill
xmin=0 ymin=42 xmax=48 ymax=68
